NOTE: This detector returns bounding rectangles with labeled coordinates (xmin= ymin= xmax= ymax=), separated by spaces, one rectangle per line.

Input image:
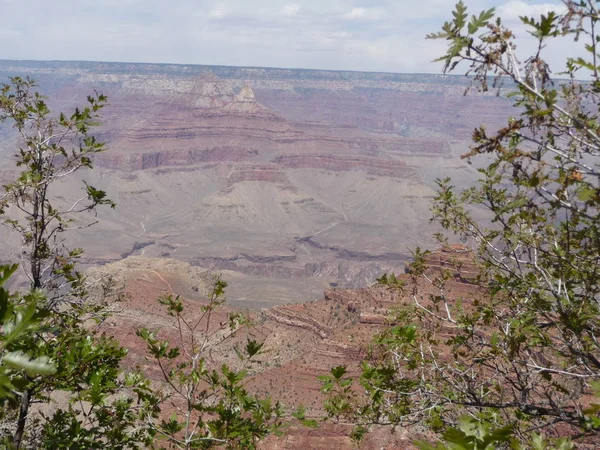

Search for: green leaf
xmin=331 ymin=366 xmax=347 ymax=380
xmin=414 ymin=441 xmax=442 ymax=450
xmin=453 ymin=1 xmax=468 ymax=31
xmin=3 ymin=351 xmax=56 ymax=377
xmin=577 ymin=185 xmax=597 ymax=202
xmin=467 ymin=8 xmax=495 ymax=34
xmin=0 ymin=264 xmax=18 ymax=287
xmin=495 ymin=196 xmax=529 ymax=216
xmin=246 ymin=339 xmax=264 ymax=358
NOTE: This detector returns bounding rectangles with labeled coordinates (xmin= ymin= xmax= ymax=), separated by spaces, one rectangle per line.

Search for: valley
xmin=0 ymin=60 xmax=511 ymax=447
xmin=2 ymin=1 xmax=597 ymax=447
xmin=0 ymin=60 xmax=510 ymax=307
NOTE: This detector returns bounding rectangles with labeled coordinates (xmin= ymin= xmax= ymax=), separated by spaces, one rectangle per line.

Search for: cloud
xmin=343 ymin=7 xmax=385 ymax=22
xmin=497 ymin=0 xmax=566 ymax=23
xmin=281 ymin=3 xmax=300 ymax=17
xmin=0 ymin=29 xmax=22 ymax=38
xmin=0 ymin=0 xmax=574 ymax=74
xmin=208 ymin=4 xmax=231 ymax=19
xmin=331 ymin=31 xmax=351 ymax=39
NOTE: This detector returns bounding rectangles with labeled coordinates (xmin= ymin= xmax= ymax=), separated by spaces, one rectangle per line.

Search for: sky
xmin=0 ymin=0 xmax=572 ymax=74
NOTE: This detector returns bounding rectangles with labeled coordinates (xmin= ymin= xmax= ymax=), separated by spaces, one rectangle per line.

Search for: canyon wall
xmin=0 ymin=60 xmax=510 ymax=306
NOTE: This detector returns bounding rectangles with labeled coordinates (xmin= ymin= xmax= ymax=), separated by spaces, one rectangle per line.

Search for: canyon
xmin=0 ymin=60 xmax=510 ymax=307
xmin=0 ymin=60 xmax=513 ymax=447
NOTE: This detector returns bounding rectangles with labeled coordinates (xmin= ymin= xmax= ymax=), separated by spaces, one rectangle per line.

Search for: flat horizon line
xmin=0 ymin=58 xmax=456 ymax=78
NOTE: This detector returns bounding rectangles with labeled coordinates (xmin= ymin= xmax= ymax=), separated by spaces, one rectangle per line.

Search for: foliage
xmin=323 ymin=0 xmax=600 ymax=447
xmin=0 ymin=264 xmax=55 ymax=400
xmin=0 ymin=76 xmax=160 ymax=449
xmin=0 ymin=77 xmax=113 ymax=297
xmin=375 ymin=272 xmax=406 ymax=289
xmin=0 ymin=270 xmax=158 ymax=449
xmin=137 ymin=278 xmax=282 ymax=449
xmin=414 ymin=416 xmax=574 ymax=450
xmin=291 ymin=404 xmax=319 ymax=429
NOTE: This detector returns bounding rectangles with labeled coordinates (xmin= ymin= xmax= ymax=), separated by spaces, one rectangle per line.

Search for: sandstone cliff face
xmin=226 ymin=165 xmax=291 ymax=185
xmin=223 ymin=85 xmax=267 ymax=114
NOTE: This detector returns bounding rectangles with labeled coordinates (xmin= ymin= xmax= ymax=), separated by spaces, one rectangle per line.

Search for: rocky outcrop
xmin=226 ymin=165 xmax=291 ymax=185
xmin=359 ymin=313 xmax=390 ymax=325
xmin=407 ymin=244 xmax=479 ymax=283
xmin=261 ymin=306 xmax=332 ymax=339
xmin=324 ymin=286 xmax=404 ymax=309
xmin=345 ymin=137 xmax=451 ymax=156
xmin=223 ymin=86 xmax=266 ymax=114
xmin=85 ymin=249 xmax=482 ymax=448
xmin=310 ymin=339 xmax=364 ymax=360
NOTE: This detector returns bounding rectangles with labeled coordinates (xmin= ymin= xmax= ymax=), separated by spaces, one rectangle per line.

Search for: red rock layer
xmin=94 ymin=146 xmax=258 ymax=170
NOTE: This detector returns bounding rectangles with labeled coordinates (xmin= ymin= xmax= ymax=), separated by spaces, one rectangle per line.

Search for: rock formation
xmin=0 ymin=60 xmax=507 ymax=304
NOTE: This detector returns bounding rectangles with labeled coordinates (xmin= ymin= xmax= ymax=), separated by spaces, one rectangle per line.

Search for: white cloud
xmin=0 ymin=0 xmax=576 ymax=75
xmin=343 ymin=7 xmax=385 ymax=22
xmin=208 ymin=3 xmax=231 ymax=19
xmin=330 ymin=31 xmax=351 ymax=39
xmin=497 ymin=0 xmax=565 ymax=22
xmin=0 ymin=29 xmax=22 ymax=38
xmin=281 ymin=3 xmax=300 ymax=17
xmin=208 ymin=2 xmax=239 ymax=20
